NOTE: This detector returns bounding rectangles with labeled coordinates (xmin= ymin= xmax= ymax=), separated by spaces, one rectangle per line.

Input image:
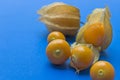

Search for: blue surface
xmin=0 ymin=0 xmax=120 ymax=80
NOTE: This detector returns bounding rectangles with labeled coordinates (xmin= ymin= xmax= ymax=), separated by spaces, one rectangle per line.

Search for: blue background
xmin=0 ymin=0 xmax=120 ymax=80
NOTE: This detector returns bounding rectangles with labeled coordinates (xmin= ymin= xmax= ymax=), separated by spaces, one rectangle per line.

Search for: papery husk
xmin=76 ymin=7 xmax=112 ymax=51
xmin=37 ymin=2 xmax=80 ymax=36
xmin=46 ymin=24 xmax=79 ymax=36
xmin=70 ymin=43 xmax=100 ymax=72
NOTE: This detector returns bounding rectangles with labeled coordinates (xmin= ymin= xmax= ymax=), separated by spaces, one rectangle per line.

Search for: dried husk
xmin=76 ymin=7 xmax=112 ymax=51
xmin=37 ymin=2 xmax=80 ymax=36
xmin=70 ymin=43 xmax=100 ymax=72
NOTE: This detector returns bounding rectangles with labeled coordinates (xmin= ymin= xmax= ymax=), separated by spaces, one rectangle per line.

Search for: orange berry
xmin=90 ymin=61 xmax=115 ymax=80
xmin=71 ymin=46 xmax=94 ymax=71
xmin=47 ymin=31 xmax=65 ymax=42
xmin=83 ymin=23 xmax=105 ymax=47
xmin=46 ymin=39 xmax=71 ymax=65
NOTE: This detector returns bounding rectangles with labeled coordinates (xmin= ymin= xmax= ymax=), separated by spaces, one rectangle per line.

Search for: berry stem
xmin=98 ymin=69 xmax=104 ymax=76
xmin=55 ymin=49 xmax=61 ymax=56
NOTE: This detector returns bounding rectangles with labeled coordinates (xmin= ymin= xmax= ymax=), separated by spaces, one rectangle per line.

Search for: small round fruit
xmin=70 ymin=46 xmax=94 ymax=72
xmin=90 ymin=61 xmax=115 ymax=80
xmin=46 ymin=39 xmax=71 ymax=65
xmin=47 ymin=31 xmax=65 ymax=42
xmin=83 ymin=23 xmax=105 ymax=47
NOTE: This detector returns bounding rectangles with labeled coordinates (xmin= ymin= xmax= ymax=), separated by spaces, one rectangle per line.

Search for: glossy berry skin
xmin=46 ymin=39 xmax=71 ymax=65
xmin=84 ymin=23 xmax=105 ymax=47
xmin=71 ymin=46 xmax=94 ymax=71
xmin=90 ymin=61 xmax=115 ymax=80
xmin=47 ymin=31 xmax=65 ymax=42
